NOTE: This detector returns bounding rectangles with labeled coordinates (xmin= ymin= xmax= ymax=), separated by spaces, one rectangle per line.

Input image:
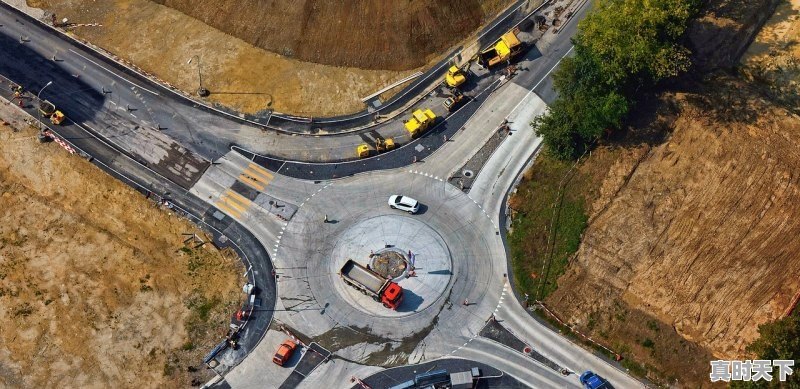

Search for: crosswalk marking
xmin=215 ymin=189 xmax=252 ymax=219
xmin=215 ymin=201 xmax=241 ymax=219
xmin=238 ymin=163 xmax=274 ymax=190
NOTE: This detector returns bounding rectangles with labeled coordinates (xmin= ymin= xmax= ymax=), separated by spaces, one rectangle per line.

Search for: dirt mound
xmin=0 ymin=102 xmax=244 ymax=388
xmin=152 ymin=0 xmax=510 ymax=71
xmin=546 ymin=76 xmax=800 ymax=370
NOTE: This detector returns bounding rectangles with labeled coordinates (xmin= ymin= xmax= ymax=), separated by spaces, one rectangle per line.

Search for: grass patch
xmin=508 ymin=150 xmax=589 ymax=300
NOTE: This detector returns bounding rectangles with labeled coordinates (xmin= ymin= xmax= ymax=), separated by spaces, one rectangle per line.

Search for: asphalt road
xmin=350 ymin=358 xmax=530 ymax=389
xmin=0 ymin=0 xmax=647 ymax=388
xmin=0 ymin=0 xmax=563 ymax=171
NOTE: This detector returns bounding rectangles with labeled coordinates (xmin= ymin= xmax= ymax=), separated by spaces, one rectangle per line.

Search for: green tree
xmin=532 ymin=0 xmax=700 ymax=159
xmin=731 ymin=312 xmax=799 ymax=388
xmin=575 ymin=0 xmax=697 ymax=89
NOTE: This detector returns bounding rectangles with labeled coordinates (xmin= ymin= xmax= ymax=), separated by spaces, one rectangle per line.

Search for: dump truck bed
xmin=340 ymin=259 xmax=386 ymax=293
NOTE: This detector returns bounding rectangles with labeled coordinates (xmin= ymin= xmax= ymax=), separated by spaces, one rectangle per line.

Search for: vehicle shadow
xmin=396 ymin=289 xmax=424 ymax=313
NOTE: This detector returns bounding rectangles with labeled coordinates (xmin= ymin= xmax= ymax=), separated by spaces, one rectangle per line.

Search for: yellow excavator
xmin=403 ymin=109 xmax=437 ymax=138
xmin=479 ymin=28 xmax=522 ymax=68
xmin=356 ymin=137 xmax=395 ymax=158
xmin=444 ymin=65 xmax=467 ymax=88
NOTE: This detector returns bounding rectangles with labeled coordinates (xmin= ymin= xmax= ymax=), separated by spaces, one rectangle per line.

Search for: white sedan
xmin=388 ymin=195 xmax=420 ymax=214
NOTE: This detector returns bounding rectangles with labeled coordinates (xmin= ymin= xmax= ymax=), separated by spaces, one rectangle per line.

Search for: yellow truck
xmin=479 ymin=29 xmax=522 ymax=68
xmin=444 ymin=65 xmax=466 ymax=88
xmin=404 ymin=109 xmax=436 ymax=138
xmin=38 ymin=100 xmax=65 ymax=125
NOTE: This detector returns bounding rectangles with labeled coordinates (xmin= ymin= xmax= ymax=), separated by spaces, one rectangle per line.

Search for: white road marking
xmin=68 ymin=49 xmax=160 ymax=95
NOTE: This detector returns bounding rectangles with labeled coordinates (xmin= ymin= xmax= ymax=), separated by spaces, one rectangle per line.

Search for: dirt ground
xmin=0 ymin=101 xmax=244 ymax=388
xmin=151 ymin=0 xmax=509 ymax=71
xmin=546 ymin=77 xmax=800 ymax=385
xmin=508 ymin=1 xmax=800 ymax=386
xmin=19 ymin=0 xmax=511 ymax=116
xmin=741 ymin=0 xmax=800 ymax=111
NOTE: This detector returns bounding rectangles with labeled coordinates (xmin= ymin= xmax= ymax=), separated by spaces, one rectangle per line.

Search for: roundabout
xmin=273 ymin=170 xmax=506 ymax=364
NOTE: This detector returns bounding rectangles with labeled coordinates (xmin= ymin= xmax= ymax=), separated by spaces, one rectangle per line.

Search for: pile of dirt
xmin=152 ymin=0 xmax=510 ymax=71
xmin=0 ymin=102 xmax=244 ymax=388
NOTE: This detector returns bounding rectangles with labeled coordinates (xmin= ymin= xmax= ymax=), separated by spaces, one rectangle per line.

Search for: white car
xmin=388 ymin=195 xmax=420 ymax=214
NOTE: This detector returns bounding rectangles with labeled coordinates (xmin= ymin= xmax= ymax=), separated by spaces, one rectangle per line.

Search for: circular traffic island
xmin=329 ymin=215 xmax=453 ymax=318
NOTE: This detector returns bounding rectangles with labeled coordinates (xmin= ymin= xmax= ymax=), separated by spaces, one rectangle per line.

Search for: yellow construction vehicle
xmin=404 ymin=109 xmax=437 ymax=138
xmin=376 ymin=137 xmax=395 ymax=153
xmin=356 ymin=138 xmax=396 ymax=158
xmin=479 ymin=28 xmax=522 ymax=68
xmin=50 ymin=110 xmax=65 ymax=125
xmin=38 ymin=100 xmax=65 ymax=125
xmin=444 ymin=66 xmax=467 ymax=88
xmin=356 ymin=144 xmax=370 ymax=158
xmin=443 ymin=89 xmax=465 ymax=112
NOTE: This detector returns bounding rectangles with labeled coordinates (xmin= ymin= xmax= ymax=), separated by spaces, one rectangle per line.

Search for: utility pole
xmin=187 ymin=55 xmax=209 ymax=97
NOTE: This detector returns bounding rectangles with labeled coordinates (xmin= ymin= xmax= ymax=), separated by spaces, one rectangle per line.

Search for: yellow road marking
xmin=215 ymin=201 xmax=242 ymax=218
xmin=224 ymin=189 xmax=251 ymax=206
xmin=221 ymin=195 xmax=248 ymax=213
xmin=237 ymin=163 xmax=273 ymax=191
xmin=248 ymin=163 xmax=273 ymax=180
xmin=238 ymin=173 xmax=266 ymax=190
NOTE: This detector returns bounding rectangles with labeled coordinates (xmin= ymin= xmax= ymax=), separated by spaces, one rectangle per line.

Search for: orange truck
xmin=340 ymin=259 xmax=403 ymax=309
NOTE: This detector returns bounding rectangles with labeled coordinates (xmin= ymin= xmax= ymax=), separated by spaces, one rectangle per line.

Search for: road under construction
xmin=0 ymin=0 xmax=646 ymax=388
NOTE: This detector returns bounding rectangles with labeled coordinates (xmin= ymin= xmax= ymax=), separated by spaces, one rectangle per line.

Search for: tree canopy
xmin=533 ymin=0 xmax=699 ymax=159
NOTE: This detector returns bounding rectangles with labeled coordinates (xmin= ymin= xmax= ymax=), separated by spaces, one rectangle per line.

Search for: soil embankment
xmin=151 ymin=0 xmax=509 ymax=71
xmin=20 ymin=0 xmax=513 ymax=116
xmin=0 ymin=101 xmax=244 ymax=388
xmin=511 ymin=0 xmax=799 ymax=385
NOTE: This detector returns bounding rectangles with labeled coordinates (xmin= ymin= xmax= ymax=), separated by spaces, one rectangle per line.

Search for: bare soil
xmin=0 ymin=101 xmax=244 ymax=388
xmin=511 ymin=1 xmax=800 ymax=386
xmin=151 ymin=0 xmax=510 ymax=71
xmin=23 ymin=0 xmax=418 ymax=116
xmin=21 ymin=0 xmax=512 ymax=116
xmin=741 ymin=0 xmax=800 ymax=111
xmin=546 ymin=76 xmax=800 ymax=386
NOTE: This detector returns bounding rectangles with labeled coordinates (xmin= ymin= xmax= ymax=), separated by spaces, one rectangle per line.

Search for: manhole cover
xmin=463 ymin=169 xmax=474 ymax=178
